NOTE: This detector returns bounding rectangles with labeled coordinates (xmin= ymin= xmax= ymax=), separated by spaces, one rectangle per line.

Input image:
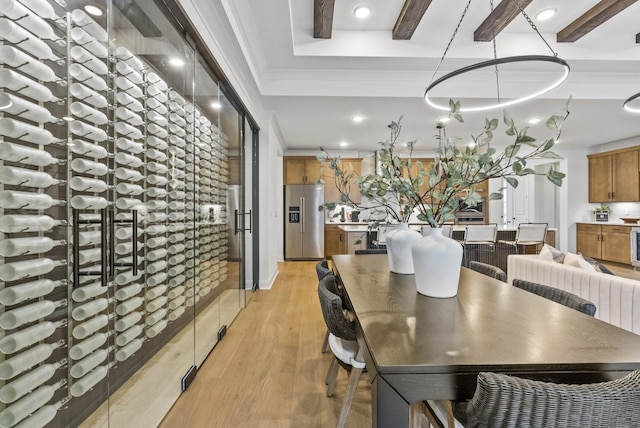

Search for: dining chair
xmin=453 ymin=370 xmax=640 ymax=428
xmin=512 ymin=278 xmax=597 ymax=316
xmin=354 ymin=248 xmax=387 ymax=254
xmin=316 ymin=259 xmax=335 ymax=353
xmin=499 ymin=222 xmax=548 ymax=254
xmin=317 ymin=274 xmax=366 ymax=428
xmin=460 ymin=224 xmax=497 ymax=266
xmin=422 ymin=225 xmax=454 ymax=238
xmin=468 ymin=261 xmax=506 ymax=282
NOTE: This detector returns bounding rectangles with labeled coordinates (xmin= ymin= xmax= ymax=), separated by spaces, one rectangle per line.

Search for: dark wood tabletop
xmin=332 ymin=254 xmax=640 ymax=425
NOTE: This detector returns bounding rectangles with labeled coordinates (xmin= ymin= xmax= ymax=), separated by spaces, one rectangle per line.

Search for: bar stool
xmin=460 ymin=224 xmax=497 ymax=267
xmin=499 ymin=222 xmax=548 ymax=254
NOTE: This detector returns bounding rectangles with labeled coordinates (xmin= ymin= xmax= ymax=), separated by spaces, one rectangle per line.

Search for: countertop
xmin=335 ymin=224 xmax=558 ymax=233
xmin=578 ymin=221 xmax=638 ymax=226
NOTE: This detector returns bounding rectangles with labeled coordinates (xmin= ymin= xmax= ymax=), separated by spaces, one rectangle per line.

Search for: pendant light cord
xmin=512 ymin=0 xmax=558 ymax=56
xmin=490 ymin=0 xmax=500 ymax=104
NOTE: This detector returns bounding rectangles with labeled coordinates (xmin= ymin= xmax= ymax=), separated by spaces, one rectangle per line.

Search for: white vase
xmin=385 ymin=223 xmax=421 ymax=274
xmin=412 ymin=227 xmax=463 ymax=297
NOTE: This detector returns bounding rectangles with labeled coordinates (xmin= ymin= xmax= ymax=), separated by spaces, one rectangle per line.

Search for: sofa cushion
xmin=539 ymin=244 xmax=565 ymax=263
xmin=563 ymin=252 xmax=597 ymax=272
xmin=582 ymin=255 xmax=615 ymax=275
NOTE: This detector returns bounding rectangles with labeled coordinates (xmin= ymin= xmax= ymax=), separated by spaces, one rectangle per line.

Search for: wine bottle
xmin=114 ymin=311 xmax=142 ymax=332
xmin=0 ymin=340 xmax=65 ymax=380
xmin=115 ymin=76 xmax=143 ymax=98
xmin=0 ymin=259 xmax=66 ymax=282
xmin=115 ymin=61 xmax=143 ymax=85
xmin=146 ymin=319 xmax=168 ymax=339
xmin=146 ymin=148 xmax=168 ymax=162
xmin=70 ymin=9 xmax=108 ymax=43
xmin=0 ymin=299 xmax=66 ymax=330
xmin=146 ymin=72 xmax=168 ymax=89
xmin=114 ymin=241 xmax=141 ymax=256
xmin=69 ymin=158 xmax=108 ymax=177
xmin=114 ymin=283 xmax=143 ymax=301
xmin=115 ymin=168 xmax=144 ymax=182
xmin=13 ymin=397 xmax=69 ymax=428
xmin=146 ymin=136 xmax=168 ymax=151
xmin=167 ymin=286 xmax=185 ymax=301
xmin=0 ymin=320 xmax=66 ymax=354
xmin=169 ymin=113 xmax=187 ymax=128
xmin=69 ymin=332 xmax=109 ymax=360
xmin=0 ymin=46 xmax=57 ymax=82
xmin=145 ymin=284 xmax=167 ymax=300
xmin=69 ymin=139 xmax=109 ymax=159
xmin=70 ymin=348 xmax=109 ymax=378
xmin=114 ymin=152 xmax=143 ymax=168
xmin=115 ymin=339 xmax=142 ymax=362
xmin=0 ymin=359 xmax=65 ymax=404
xmin=147 ymin=84 xmax=168 ymax=102
xmin=0 ymin=0 xmax=59 ymax=41
xmin=168 ymin=265 xmax=186 ymax=278
xmin=72 ymin=281 xmax=106 ymax=303
xmin=0 ymin=378 xmax=66 ymax=427
xmin=146 ymin=236 xmax=168 ymax=249
xmin=147 ymin=123 xmax=168 ymax=138
xmin=146 ymin=200 xmax=168 ymax=210
xmin=145 ymin=225 xmax=167 ymax=235
xmin=69 ymin=27 xmax=107 ymax=59
xmin=115 ymin=92 xmax=143 ymax=113
xmin=70 ymin=45 xmax=108 ymax=75
xmin=145 ymin=308 xmax=166 ymax=329
xmin=0 ymin=190 xmax=64 ymax=210
xmin=69 ymin=177 xmax=108 ymax=193
xmin=0 ymin=18 xmax=59 ymax=61
xmin=147 ymin=175 xmax=168 ymax=186
xmin=169 ymin=295 xmax=187 ymax=310
xmin=169 ymin=135 xmax=187 ymax=148
xmin=114 ymin=46 xmax=144 ymax=72
xmin=147 ymin=188 xmax=167 ymax=198
xmin=169 ymin=190 xmax=186 ymax=200
xmin=72 ymin=314 xmax=110 ymax=340
xmin=72 ymin=298 xmax=110 ymax=321
xmin=115 ymin=325 xmax=143 ymax=347
xmin=146 ymin=296 xmax=167 ymax=313
xmin=0 ymin=166 xmax=60 ymax=189
xmin=115 ymin=107 xmax=143 ymax=127
xmin=70 ymin=363 xmax=112 ymax=397
xmin=0 ymin=279 xmax=65 ymax=306
xmin=70 ymin=101 xmax=108 ymax=125
xmin=115 ymin=297 xmax=143 ymax=316
xmin=115 ymin=137 xmax=144 ymax=154
xmin=168 ymin=244 xmax=186 ymax=255
xmin=77 ymin=248 xmax=101 ymax=265
xmin=168 ymin=233 xmax=186 ymax=244
xmin=146 ymin=97 xmax=168 ymax=115
xmin=168 ymin=306 xmax=186 ymax=322
xmin=115 ymin=227 xmax=143 ymax=240
xmin=147 ymin=162 xmax=168 ymax=174
xmin=0 ymin=94 xmax=56 ymax=124
xmin=147 ymin=110 xmax=168 ymax=127
xmin=168 ymin=254 xmax=186 ymax=266
xmin=168 ymin=223 xmax=186 ymax=233
xmin=70 ymin=195 xmax=109 ymax=210
xmin=69 ymin=83 xmax=108 ymax=109
xmin=0 ymin=236 xmax=66 ymax=257
xmin=69 ymin=120 xmax=108 ymax=142
xmin=147 ymin=212 xmax=168 ymax=223
xmin=0 ymin=118 xmax=59 ymax=145
xmin=114 ymin=270 xmax=143 ymax=286
xmin=115 ymin=198 xmax=143 ymax=211
xmin=169 ymin=146 xmax=186 ymax=158
xmin=115 ymin=122 xmax=143 ymax=140
xmin=147 ymin=249 xmax=168 ymax=262
xmin=146 ymin=272 xmax=167 ymax=287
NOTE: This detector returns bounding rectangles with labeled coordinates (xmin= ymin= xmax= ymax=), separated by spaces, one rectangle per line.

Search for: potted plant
xmin=318 ymin=99 xmax=570 ymax=282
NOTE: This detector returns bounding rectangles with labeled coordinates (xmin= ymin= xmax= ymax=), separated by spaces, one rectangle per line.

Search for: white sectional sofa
xmin=507 ymin=255 xmax=640 ymax=335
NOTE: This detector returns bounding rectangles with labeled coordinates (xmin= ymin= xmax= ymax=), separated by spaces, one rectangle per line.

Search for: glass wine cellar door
xmin=0 ymin=0 xmax=254 ymax=426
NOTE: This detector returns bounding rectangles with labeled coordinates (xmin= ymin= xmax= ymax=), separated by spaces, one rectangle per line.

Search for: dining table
xmin=331 ymin=254 xmax=640 ymax=428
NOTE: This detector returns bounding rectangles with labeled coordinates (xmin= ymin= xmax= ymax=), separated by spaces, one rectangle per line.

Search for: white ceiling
xmin=218 ymin=0 xmax=640 ymax=152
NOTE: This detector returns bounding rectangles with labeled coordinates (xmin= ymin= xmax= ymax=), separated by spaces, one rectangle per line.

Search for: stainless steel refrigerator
xmin=285 ymin=184 xmax=325 ymax=260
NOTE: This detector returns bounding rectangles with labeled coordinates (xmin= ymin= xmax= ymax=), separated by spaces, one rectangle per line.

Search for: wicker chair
xmin=468 ymin=261 xmax=506 ymax=282
xmin=317 ymin=275 xmax=365 ymax=428
xmin=512 ymin=278 xmax=597 ymax=317
xmin=316 ymin=259 xmax=335 ymax=353
xmin=453 ymin=370 xmax=640 ymax=428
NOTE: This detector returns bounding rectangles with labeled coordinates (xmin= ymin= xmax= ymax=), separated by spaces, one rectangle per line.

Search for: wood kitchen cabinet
xmin=284 ymin=157 xmax=322 ymax=184
xmin=324 ymin=225 xmax=345 ymax=258
xmin=588 ymin=147 xmax=640 ymax=202
xmin=576 ymin=223 xmax=631 ymax=264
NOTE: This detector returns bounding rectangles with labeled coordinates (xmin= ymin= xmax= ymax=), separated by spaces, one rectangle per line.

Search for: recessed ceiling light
xmin=169 ymin=57 xmax=185 ymax=67
xmin=438 ymin=117 xmax=450 ymax=123
xmin=528 ymin=117 xmax=542 ymax=124
xmin=84 ymin=5 xmax=103 ymax=16
xmin=354 ymin=5 xmax=371 ymax=19
xmin=340 ymin=141 xmax=349 ymax=147
xmin=467 ymin=142 xmax=476 ymax=148
xmin=352 ymin=115 xmax=364 ymax=123
xmin=210 ymin=101 xmax=222 ymax=110
xmin=536 ymin=8 xmax=557 ymax=21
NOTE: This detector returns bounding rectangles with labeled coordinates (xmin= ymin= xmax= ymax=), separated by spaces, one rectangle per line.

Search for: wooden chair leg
xmin=321 ymin=329 xmax=330 ymax=353
xmin=336 ymin=366 xmax=363 ymax=428
xmin=326 ymin=358 xmax=340 ymax=397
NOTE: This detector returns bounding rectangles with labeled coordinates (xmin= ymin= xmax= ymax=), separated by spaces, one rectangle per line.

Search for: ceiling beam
xmin=392 ymin=0 xmax=434 ymax=40
xmin=557 ymin=0 xmax=638 ymax=43
xmin=474 ymin=0 xmax=533 ymax=42
xmin=313 ymin=0 xmax=335 ymax=39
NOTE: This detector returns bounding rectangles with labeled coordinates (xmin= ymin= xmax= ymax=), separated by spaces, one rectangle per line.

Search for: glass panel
xmin=244 ymin=117 xmax=255 ymax=302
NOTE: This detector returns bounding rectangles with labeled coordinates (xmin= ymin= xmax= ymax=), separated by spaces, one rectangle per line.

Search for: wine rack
xmin=0 ymin=0 xmax=234 ymax=426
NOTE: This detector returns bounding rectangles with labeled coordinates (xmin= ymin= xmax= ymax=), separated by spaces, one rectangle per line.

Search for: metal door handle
xmin=73 ymin=208 xmax=107 ymax=287
xmin=234 ymin=210 xmax=252 ymax=235
xmin=110 ymin=208 xmax=138 ymax=276
xmin=301 ymin=196 xmax=305 ymax=233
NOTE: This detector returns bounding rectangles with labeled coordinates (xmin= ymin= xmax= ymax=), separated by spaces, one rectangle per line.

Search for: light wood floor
xmin=159 ymin=261 xmax=371 ymax=428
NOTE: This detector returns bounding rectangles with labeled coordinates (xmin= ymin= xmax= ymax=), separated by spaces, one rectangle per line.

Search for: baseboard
xmin=259 ymin=265 xmax=279 ymax=290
